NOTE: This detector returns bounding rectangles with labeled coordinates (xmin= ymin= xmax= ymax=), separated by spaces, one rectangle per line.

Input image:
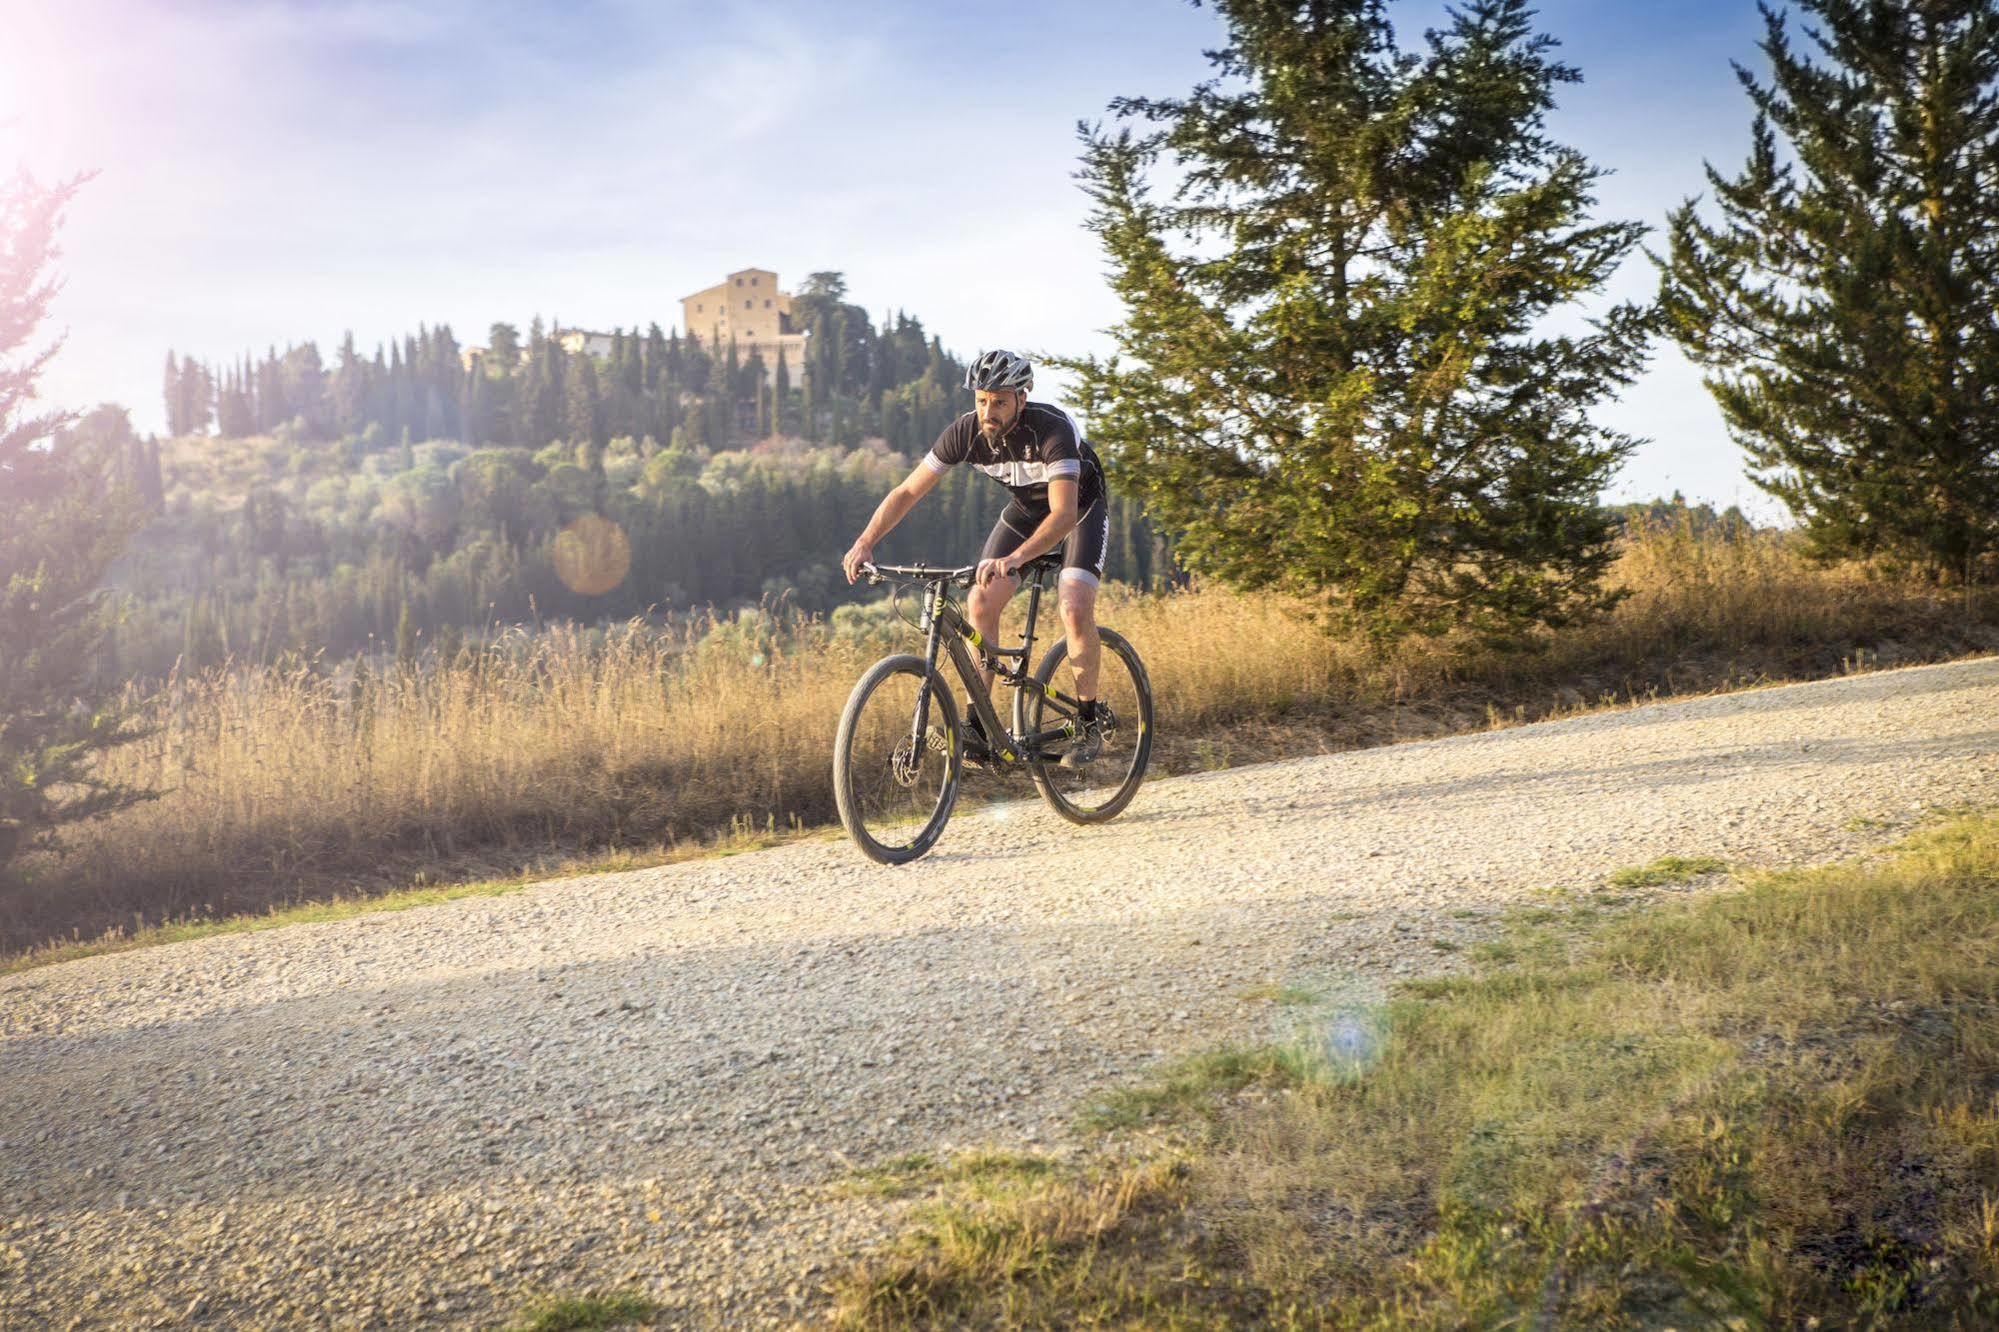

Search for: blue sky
xmin=7 ymin=0 xmax=1779 ymax=515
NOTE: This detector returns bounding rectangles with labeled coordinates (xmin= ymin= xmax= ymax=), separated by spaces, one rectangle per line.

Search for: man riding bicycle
xmin=841 ymin=348 xmax=1111 ymax=769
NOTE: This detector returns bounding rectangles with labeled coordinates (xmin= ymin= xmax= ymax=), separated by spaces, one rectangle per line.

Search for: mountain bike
xmin=833 ymin=553 xmax=1154 ymax=864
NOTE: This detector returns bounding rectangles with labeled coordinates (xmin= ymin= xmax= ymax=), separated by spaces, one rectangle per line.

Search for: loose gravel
xmin=5 ymin=656 xmax=1998 ymax=1329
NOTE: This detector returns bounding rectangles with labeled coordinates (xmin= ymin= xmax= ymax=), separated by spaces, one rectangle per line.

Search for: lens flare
xmin=552 ymin=513 xmax=631 ymax=597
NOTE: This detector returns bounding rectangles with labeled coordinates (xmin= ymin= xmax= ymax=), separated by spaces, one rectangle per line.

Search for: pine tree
xmin=1059 ymin=0 xmax=1652 ymax=641
xmin=1659 ymin=0 xmax=1999 ymax=582
xmin=0 ymin=172 xmax=153 ymax=869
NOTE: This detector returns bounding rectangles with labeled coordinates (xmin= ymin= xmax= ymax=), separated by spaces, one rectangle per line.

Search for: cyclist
xmin=841 ymin=348 xmax=1110 ymax=768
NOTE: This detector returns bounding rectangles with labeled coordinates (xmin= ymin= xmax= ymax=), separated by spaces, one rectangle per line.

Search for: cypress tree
xmin=564 ymin=352 xmax=601 ymax=448
xmin=332 ymin=332 xmax=367 ymax=437
xmin=1659 ymin=0 xmax=1999 ymax=582
xmin=708 ymin=339 xmax=735 ymax=447
xmin=644 ymin=322 xmax=668 ymax=393
xmin=1060 ymin=0 xmax=1652 ymax=641
xmin=163 ymin=351 xmax=183 ymax=436
xmin=775 ymin=346 xmax=793 ymax=436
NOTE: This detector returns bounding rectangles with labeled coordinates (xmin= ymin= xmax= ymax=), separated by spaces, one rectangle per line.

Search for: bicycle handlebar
xmin=860 ymin=561 xmax=977 ymax=586
xmin=859 ymin=553 xmax=1063 ymax=587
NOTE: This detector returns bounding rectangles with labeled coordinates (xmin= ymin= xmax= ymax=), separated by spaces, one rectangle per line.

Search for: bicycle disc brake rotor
xmin=891 ymin=736 xmax=923 ymax=786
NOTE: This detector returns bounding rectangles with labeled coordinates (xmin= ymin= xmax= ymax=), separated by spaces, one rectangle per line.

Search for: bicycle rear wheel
xmin=1016 ymin=627 xmax=1153 ymax=825
xmin=833 ymin=654 xmax=962 ymax=864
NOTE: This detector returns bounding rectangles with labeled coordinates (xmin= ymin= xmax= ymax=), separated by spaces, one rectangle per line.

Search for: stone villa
xmin=679 ymin=267 xmax=809 ymax=389
xmin=462 ymin=268 xmax=808 ymax=389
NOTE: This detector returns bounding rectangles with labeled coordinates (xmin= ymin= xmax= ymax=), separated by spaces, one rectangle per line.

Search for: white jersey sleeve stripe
xmin=921 ymin=451 xmax=951 ymax=474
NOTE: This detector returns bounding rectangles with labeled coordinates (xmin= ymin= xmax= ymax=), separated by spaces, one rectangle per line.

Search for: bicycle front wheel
xmin=833 ymin=654 xmax=962 ymax=864
xmin=1016 ymin=627 xmax=1154 ymax=825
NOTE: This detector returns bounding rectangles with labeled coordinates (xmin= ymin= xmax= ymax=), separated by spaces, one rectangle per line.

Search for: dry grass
xmin=4 ymin=519 xmax=1994 ymax=960
xmin=831 ymin=810 xmax=1999 ymax=1328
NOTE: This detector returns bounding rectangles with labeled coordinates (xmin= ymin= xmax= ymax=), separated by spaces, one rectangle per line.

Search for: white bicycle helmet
xmin=964 ymin=348 xmax=1034 ymax=393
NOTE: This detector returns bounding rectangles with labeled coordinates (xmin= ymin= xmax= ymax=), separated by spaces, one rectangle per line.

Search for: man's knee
xmin=969 ymin=581 xmax=1012 ymax=623
xmin=1059 ymin=588 xmax=1099 ymax=635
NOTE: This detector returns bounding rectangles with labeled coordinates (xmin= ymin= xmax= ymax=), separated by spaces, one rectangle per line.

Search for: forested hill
xmin=79 ymin=274 xmax=1174 ymax=681
xmin=160 ymin=273 xmax=975 ymax=459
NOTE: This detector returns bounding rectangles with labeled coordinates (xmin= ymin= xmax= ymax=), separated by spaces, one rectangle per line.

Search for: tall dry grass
xmin=4 ymin=520 xmax=1992 ymax=956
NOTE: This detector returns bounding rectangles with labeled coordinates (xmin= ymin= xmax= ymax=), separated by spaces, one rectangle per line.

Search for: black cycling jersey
xmin=921 ymin=401 xmax=1106 ymax=516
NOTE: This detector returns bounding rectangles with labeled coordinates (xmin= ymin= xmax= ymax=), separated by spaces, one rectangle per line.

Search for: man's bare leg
xmin=1058 ymin=574 xmax=1102 ymax=702
xmin=965 ymin=573 xmax=1017 ymax=718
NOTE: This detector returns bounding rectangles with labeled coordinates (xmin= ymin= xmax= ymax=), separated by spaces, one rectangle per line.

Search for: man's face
xmin=975 ymin=389 xmax=1023 ymax=439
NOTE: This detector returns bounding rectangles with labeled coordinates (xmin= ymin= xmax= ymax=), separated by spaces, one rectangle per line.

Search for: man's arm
xmin=977 ymin=478 xmax=1079 ymax=585
xmin=843 ymin=461 xmax=946 ymax=583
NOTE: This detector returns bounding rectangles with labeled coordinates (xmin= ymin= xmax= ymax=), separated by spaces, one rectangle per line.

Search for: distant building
xmin=680 ymin=268 xmax=809 ymax=389
xmin=462 ymin=271 xmax=811 ymax=391
xmin=555 ymin=327 xmax=617 ymax=360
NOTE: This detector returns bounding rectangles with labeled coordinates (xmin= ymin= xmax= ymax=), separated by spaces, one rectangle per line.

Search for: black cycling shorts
xmin=978 ymin=497 xmax=1110 ymax=586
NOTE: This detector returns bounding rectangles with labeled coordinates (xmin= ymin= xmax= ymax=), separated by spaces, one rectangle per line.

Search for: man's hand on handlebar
xmin=842 ymin=540 xmax=874 ymax=585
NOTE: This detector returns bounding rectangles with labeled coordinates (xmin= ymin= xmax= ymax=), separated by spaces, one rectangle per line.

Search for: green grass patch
xmin=508 ymin=1289 xmax=658 ymax=1332
xmin=848 ymin=1150 xmax=1056 ymax=1200
xmin=1077 ymin=1046 xmax=1319 ymax=1133
xmin=1605 ymin=853 xmax=1729 ymax=890
xmin=836 ymin=810 xmax=1999 ymax=1329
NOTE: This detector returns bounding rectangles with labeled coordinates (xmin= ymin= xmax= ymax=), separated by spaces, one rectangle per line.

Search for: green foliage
xmin=1060 ymin=0 xmax=1653 ymax=642
xmin=121 ymin=276 xmax=1174 ymax=678
xmin=102 ymin=422 xmax=1177 ymax=679
xmin=0 ymin=171 xmax=153 ymax=869
xmin=1605 ymin=491 xmax=1754 ymax=539
xmin=1659 ymin=0 xmax=1999 ymax=582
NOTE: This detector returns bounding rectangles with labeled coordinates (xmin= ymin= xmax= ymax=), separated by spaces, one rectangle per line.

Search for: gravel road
xmin=5 ymin=656 xmax=1998 ymax=1330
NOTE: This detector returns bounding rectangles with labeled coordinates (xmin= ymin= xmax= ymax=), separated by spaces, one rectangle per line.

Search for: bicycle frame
xmin=872 ymin=561 xmax=1087 ymax=769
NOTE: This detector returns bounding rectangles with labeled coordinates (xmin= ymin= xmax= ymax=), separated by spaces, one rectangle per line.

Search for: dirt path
xmin=5 ymin=657 xmax=1997 ymax=1330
